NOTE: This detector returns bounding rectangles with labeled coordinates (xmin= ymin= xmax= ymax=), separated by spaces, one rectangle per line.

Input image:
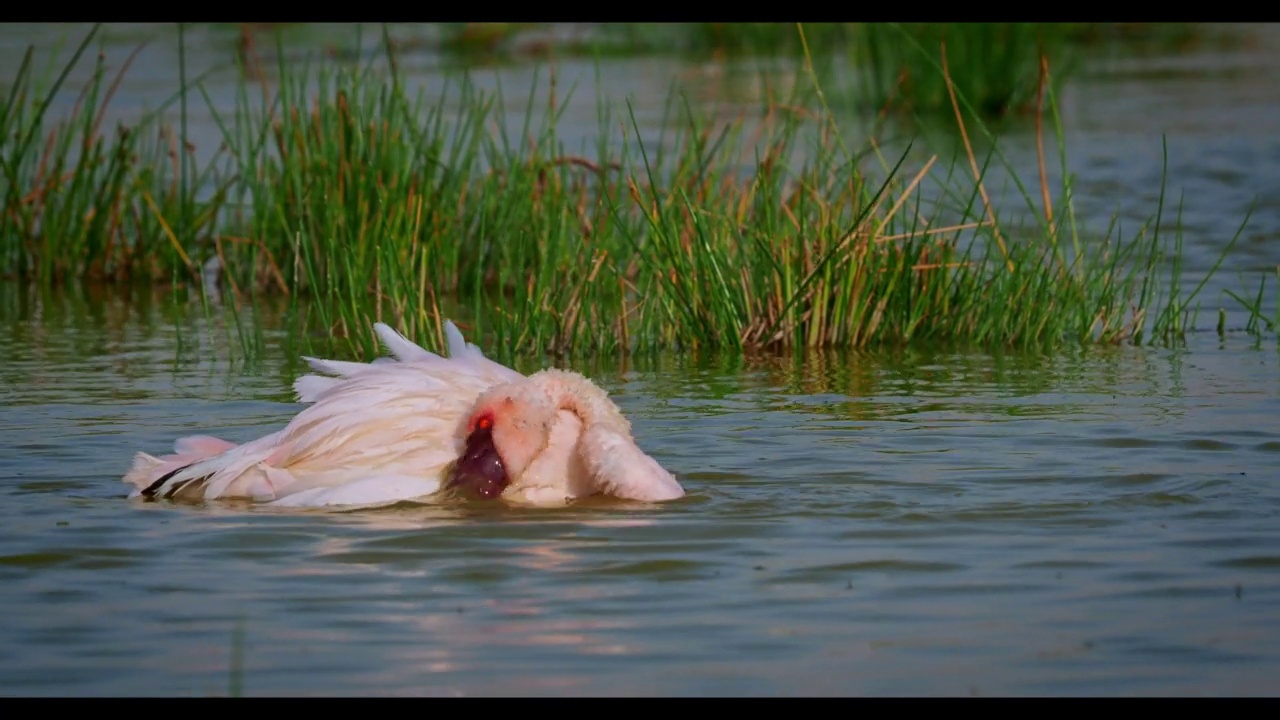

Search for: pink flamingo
xmin=123 ymin=321 xmax=685 ymax=508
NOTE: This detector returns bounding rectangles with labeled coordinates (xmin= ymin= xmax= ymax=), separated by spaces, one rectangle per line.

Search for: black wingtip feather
xmin=140 ymin=463 xmax=212 ymax=501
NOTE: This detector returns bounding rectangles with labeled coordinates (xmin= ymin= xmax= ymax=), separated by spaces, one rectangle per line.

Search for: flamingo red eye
xmin=476 ymin=415 xmax=493 ymax=432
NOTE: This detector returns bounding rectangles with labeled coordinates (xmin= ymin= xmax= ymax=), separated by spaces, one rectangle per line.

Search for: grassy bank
xmin=0 ymin=24 xmax=1262 ymax=362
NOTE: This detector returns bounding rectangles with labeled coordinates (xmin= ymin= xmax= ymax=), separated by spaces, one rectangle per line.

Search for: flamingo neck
xmin=531 ymin=369 xmax=631 ymax=437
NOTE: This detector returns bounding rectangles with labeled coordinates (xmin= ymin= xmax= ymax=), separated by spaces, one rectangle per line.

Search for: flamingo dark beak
xmin=445 ymin=425 xmax=509 ymax=499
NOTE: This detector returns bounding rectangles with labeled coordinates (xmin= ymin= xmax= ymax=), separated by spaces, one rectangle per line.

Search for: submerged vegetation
xmin=0 ymin=23 xmax=1268 ymax=362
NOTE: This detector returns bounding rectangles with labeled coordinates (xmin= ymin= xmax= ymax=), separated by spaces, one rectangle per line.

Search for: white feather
xmin=127 ymin=321 xmax=515 ymax=505
xmin=266 ymin=475 xmax=444 ymax=508
xmin=123 ymin=319 xmax=685 ymax=509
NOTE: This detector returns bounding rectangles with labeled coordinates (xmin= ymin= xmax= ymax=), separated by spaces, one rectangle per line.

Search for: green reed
xmin=427 ymin=22 xmax=1094 ymax=121
xmin=0 ymin=25 xmax=229 ymax=287
xmin=850 ymin=23 xmax=1076 ymax=118
xmin=1225 ymin=269 xmax=1280 ymax=339
xmin=0 ymin=24 xmax=1265 ymax=363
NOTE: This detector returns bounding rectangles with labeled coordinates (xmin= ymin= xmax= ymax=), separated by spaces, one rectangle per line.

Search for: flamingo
xmin=122 ymin=321 xmax=686 ymax=509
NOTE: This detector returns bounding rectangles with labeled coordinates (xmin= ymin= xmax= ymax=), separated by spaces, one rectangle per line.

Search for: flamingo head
xmin=444 ymin=380 xmax=558 ymax=499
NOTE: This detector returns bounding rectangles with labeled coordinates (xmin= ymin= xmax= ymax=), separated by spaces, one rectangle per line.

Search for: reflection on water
xmin=0 ymin=283 xmax=1278 ymax=695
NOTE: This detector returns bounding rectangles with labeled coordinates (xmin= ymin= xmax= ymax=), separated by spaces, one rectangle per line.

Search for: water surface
xmin=1 ymin=286 xmax=1277 ymax=695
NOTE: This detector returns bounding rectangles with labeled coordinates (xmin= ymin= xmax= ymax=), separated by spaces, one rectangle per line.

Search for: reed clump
xmin=0 ymin=31 xmax=228 ymax=287
xmin=0 ymin=24 xmax=1259 ymax=362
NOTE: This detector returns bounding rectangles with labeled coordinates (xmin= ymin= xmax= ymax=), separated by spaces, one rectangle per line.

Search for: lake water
xmin=1 ymin=23 xmax=1279 ymax=696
